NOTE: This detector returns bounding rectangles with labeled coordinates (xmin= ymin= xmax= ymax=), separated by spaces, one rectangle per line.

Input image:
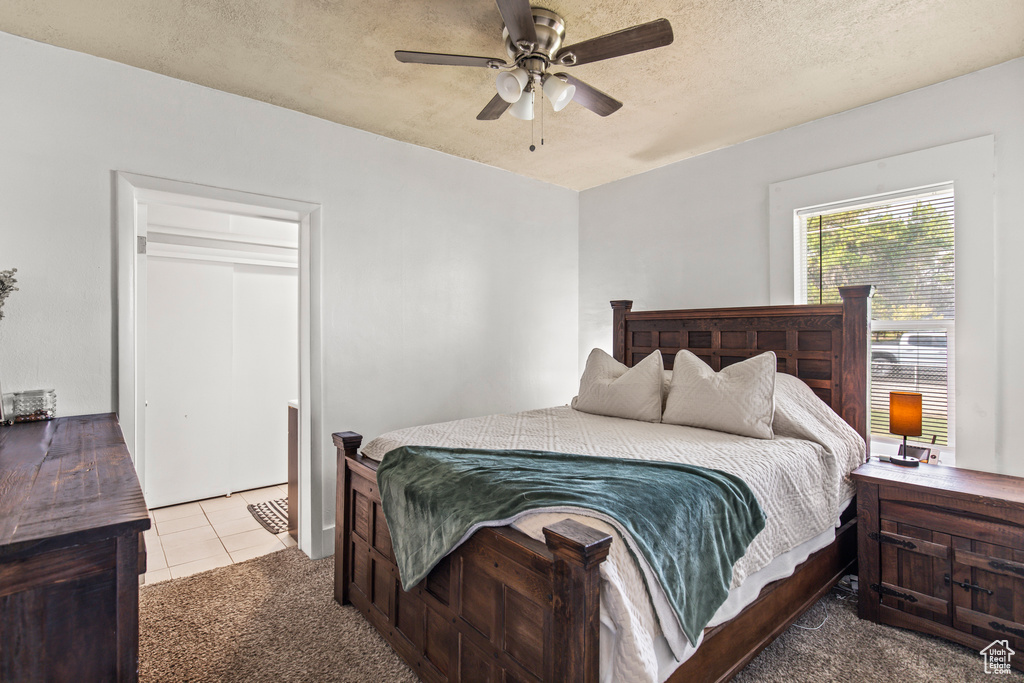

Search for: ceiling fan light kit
xmin=395 ymin=0 xmax=673 ymax=136
xmin=508 ymin=88 xmax=535 ymax=120
xmin=542 ymin=74 xmax=575 ymax=112
xmin=496 ymin=67 xmax=529 ymax=103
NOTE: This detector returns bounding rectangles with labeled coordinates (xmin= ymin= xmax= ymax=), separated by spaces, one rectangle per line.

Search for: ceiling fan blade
xmin=555 ymin=18 xmax=673 ymax=66
xmin=555 ymin=73 xmax=623 ymax=117
xmin=477 ymin=93 xmax=512 ymax=120
xmin=395 ymin=50 xmax=507 ymax=68
xmin=495 ymin=0 xmax=538 ymax=49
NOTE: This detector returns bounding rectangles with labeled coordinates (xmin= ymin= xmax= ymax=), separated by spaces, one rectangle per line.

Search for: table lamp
xmin=889 ymin=391 xmax=925 ymax=466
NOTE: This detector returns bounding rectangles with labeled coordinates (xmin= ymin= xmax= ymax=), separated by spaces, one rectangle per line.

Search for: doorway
xmin=117 ymin=173 xmax=325 ymax=558
xmin=143 ymin=203 xmax=298 ymax=506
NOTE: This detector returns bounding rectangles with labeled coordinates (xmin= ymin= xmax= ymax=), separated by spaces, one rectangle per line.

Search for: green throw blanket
xmin=376 ymin=446 xmax=766 ymax=645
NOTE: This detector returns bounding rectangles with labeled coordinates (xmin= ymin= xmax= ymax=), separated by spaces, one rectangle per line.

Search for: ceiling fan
xmin=395 ymin=0 xmax=674 ymax=122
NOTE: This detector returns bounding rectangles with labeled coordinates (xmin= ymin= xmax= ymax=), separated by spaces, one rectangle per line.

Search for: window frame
xmin=796 ymin=189 xmax=957 ymax=449
xmin=767 ymin=137 xmax=995 ymax=469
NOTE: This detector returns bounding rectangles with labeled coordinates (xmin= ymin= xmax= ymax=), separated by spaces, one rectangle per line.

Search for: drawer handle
xmin=944 ymin=574 xmax=993 ymax=595
xmin=870 ymin=583 xmax=917 ymax=603
xmin=989 ymin=559 xmax=1024 ymax=578
xmin=869 ymin=531 xmax=917 ymax=550
xmin=990 ymin=621 xmax=1024 ymax=639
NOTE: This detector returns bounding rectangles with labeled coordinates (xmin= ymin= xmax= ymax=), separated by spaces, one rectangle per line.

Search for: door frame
xmin=116 ymin=172 xmax=326 ymax=557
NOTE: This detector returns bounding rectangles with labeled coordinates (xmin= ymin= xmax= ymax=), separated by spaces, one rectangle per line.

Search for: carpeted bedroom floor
xmin=139 ymin=547 xmax=1017 ymax=682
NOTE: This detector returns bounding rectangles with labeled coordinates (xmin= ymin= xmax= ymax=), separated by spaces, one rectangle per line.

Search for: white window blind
xmin=798 ymin=184 xmax=955 ymax=446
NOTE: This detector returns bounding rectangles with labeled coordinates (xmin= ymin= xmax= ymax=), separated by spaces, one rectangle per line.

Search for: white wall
xmin=0 ymin=32 xmax=579 ymax=556
xmin=579 ymin=58 xmax=1024 ymax=477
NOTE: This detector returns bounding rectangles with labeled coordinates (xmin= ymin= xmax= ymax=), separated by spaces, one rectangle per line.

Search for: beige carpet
xmin=140 ymin=548 xmax=416 ymax=683
xmin=140 ymin=548 xmax=1016 ymax=682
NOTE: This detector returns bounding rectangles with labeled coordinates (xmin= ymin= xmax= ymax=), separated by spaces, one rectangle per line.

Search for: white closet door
xmin=145 ymin=257 xmax=236 ymax=507
xmin=230 ymin=264 xmax=298 ymax=492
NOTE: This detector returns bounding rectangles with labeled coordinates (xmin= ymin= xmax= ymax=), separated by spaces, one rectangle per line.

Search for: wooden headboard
xmin=611 ymin=286 xmax=874 ymax=449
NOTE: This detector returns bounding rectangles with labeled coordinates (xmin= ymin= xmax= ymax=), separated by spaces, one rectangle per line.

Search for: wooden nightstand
xmin=853 ymin=460 xmax=1024 ymax=672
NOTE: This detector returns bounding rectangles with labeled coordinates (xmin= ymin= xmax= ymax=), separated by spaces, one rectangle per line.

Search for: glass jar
xmin=12 ymin=389 xmax=57 ymax=421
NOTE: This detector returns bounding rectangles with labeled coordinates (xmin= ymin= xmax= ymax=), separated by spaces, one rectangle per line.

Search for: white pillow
xmin=571 ymin=349 xmax=664 ymax=422
xmin=662 ymin=350 xmax=776 ymax=439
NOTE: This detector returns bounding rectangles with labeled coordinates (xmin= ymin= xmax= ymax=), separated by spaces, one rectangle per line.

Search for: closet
xmin=142 ymin=202 xmax=298 ymax=508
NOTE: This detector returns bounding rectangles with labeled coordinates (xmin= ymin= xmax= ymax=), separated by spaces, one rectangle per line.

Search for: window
xmin=798 ymin=184 xmax=955 ymax=447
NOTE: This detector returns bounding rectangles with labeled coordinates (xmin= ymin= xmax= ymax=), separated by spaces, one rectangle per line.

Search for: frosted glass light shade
xmin=496 ymin=68 xmax=529 ymax=104
xmin=543 ymin=76 xmax=576 ymax=112
xmin=509 ymin=89 xmax=535 ymax=120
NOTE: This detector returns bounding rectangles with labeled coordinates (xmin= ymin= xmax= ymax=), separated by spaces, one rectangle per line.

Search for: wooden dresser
xmin=0 ymin=413 xmax=151 ymax=682
xmin=854 ymin=460 xmax=1024 ymax=672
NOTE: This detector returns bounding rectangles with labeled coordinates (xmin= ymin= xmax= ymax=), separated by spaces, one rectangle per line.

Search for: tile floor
xmin=142 ymin=484 xmax=297 ymax=585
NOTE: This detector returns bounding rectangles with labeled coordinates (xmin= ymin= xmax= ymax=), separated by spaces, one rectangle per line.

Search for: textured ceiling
xmin=2 ymin=1 xmax=1022 ymax=190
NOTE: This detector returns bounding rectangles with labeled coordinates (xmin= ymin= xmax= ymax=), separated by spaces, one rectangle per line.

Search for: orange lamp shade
xmin=889 ymin=392 xmax=923 ymax=437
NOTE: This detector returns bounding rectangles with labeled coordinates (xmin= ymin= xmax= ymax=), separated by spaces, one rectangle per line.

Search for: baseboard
xmin=311 ymin=523 xmax=334 ymax=560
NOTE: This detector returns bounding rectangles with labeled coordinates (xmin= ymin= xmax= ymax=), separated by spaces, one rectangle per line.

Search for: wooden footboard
xmin=333 ymin=432 xmax=612 ymax=683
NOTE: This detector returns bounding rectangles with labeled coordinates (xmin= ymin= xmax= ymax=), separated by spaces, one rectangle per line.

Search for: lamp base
xmin=887 ymin=453 xmax=921 ymax=467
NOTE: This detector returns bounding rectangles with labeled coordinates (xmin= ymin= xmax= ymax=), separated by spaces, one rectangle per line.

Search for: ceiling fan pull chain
xmin=530 ymin=94 xmax=536 ymax=152
xmin=540 ymin=86 xmax=545 ymax=147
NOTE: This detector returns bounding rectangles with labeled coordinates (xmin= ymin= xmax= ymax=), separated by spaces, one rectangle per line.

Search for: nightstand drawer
xmin=880 ymin=500 xmax=1020 ymax=548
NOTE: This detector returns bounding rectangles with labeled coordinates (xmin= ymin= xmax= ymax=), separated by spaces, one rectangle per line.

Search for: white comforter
xmin=361 ymin=374 xmax=864 ymax=683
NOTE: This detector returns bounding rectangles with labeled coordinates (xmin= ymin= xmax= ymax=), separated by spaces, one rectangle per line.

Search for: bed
xmin=333 ymin=285 xmax=873 ymax=683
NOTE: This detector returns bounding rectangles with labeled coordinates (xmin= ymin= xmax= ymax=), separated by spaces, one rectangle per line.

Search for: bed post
xmin=838 ymin=286 xmax=875 ymax=456
xmin=544 ymin=519 xmax=613 ymax=683
xmin=610 ymin=300 xmax=633 ymax=364
xmin=332 ymin=431 xmax=362 ymax=605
